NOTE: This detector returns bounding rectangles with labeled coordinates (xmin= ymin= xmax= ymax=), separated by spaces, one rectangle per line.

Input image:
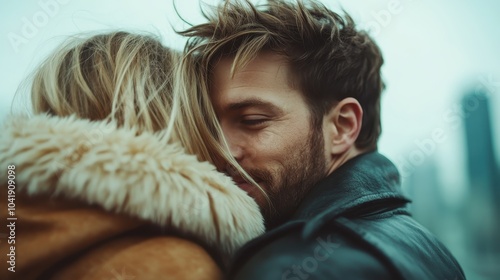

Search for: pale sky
xmin=1 ymin=0 xmax=499 ymax=205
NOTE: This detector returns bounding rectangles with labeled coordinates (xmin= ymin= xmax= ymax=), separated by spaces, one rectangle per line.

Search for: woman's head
xmin=31 ymin=31 xmax=232 ymax=162
xmin=32 ymin=31 xmax=177 ymax=133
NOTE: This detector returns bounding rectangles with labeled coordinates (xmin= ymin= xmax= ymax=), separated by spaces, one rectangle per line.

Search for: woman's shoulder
xmin=1 ymin=193 xmax=221 ymax=279
xmin=54 ymin=234 xmax=222 ymax=280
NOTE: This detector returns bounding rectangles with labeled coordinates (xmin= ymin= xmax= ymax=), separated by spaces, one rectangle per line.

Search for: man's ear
xmin=323 ymin=97 xmax=363 ymax=155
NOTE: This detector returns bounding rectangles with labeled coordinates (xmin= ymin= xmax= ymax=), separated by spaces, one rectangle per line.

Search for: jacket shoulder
xmin=230 ymin=223 xmax=392 ymax=280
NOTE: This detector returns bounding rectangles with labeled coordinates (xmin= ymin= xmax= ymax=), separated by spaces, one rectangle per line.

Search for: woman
xmin=0 ymin=32 xmax=264 ymax=279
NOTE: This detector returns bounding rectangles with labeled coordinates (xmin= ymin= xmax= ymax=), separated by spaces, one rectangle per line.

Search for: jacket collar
xmin=291 ymin=151 xmax=410 ymax=236
xmin=228 ymin=152 xmax=410 ymax=274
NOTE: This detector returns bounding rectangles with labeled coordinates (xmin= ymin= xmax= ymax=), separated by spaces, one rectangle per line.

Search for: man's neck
xmin=325 ymin=147 xmax=364 ymax=177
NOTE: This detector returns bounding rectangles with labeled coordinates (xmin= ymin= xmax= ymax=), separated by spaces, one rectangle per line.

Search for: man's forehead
xmin=214 ymin=52 xmax=290 ymax=79
xmin=211 ymin=52 xmax=294 ymax=93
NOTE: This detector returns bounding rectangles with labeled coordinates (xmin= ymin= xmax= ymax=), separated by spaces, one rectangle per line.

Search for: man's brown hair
xmin=181 ymin=0 xmax=384 ymax=150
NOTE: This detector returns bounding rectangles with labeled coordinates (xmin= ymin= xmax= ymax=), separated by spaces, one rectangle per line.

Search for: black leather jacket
xmin=228 ymin=152 xmax=465 ymax=279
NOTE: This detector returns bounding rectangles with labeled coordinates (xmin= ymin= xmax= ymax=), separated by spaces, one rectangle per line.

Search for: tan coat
xmin=0 ymin=115 xmax=264 ymax=280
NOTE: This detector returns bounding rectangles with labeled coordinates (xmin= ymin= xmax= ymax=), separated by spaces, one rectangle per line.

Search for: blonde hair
xmin=30 ymin=31 xmax=267 ymax=200
xmin=32 ymin=31 xmax=176 ymax=133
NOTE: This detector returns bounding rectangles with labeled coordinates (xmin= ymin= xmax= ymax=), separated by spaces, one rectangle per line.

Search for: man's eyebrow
xmin=226 ymin=98 xmax=284 ymax=114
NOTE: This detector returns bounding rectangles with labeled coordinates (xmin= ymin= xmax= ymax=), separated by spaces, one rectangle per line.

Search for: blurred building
xmin=462 ymin=92 xmax=499 ymax=210
xmin=461 ymin=91 xmax=500 ymax=279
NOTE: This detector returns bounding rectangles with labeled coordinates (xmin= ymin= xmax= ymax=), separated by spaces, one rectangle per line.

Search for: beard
xmin=246 ymin=129 xmax=327 ymax=230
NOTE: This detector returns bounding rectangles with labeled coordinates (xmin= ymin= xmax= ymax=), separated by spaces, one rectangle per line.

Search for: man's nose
xmin=223 ymin=128 xmax=244 ymax=162
xmin=227 ymin=137 xmax=244 ymax=162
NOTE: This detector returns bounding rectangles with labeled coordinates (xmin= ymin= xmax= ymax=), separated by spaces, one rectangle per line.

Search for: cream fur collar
xmin=0 ymin=114 xmax=264 ymax=257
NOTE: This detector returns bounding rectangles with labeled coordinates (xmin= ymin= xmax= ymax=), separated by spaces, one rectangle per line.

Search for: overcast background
xmin=1 ymin=0 xmax=499 ymax=279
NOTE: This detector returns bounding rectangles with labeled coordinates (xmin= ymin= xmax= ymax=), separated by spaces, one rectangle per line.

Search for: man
xmin=182 ymin=0 xmax=465 ymax=279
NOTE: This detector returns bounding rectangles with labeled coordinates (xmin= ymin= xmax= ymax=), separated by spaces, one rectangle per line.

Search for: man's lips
xmin=231 ymin=176 xmax=259 ymax=193
xmin=230 ymin=175 xmax=246 ymax=184
xmin=224 ymin=165 xmax=263 ymax=193
xmin=237 ymin=182 xmax=254 ymax=193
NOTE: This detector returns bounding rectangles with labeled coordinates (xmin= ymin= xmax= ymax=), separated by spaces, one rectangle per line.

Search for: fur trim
xmin=0 ymin=114 xmax=264 ymax=257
